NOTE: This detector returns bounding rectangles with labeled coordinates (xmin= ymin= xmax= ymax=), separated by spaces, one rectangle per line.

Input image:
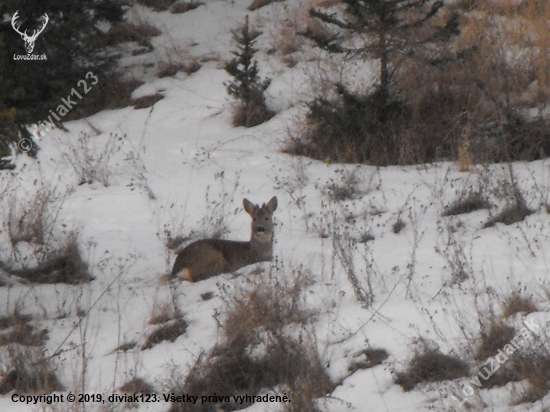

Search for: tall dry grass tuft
xmin=170 ymin=271 xmax=331 ymax=412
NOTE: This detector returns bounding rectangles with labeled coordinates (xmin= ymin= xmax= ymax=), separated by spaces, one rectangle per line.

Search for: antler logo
xmin=11 ymin=11 xmax=49 ymax=54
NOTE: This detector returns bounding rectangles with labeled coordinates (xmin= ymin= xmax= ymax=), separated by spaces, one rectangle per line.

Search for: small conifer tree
xmin=307 ymin=0 xmax=459 ymax=123
xmin=225 ymin=16 xmax=273 ymax=128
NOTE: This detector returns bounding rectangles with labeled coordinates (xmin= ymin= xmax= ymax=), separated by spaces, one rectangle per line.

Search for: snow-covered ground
xmin=1 ymin=1 xmax=550 ymax=411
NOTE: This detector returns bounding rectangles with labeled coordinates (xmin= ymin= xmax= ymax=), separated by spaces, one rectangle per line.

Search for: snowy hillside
xmin=1 ymin=1 xmax=550 ymax=412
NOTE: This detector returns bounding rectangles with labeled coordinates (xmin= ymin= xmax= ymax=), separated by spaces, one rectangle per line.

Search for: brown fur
xmin=171 ymin=196 xmax=277 ymax=282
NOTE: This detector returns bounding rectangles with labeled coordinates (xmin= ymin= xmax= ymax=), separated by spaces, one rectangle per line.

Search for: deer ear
xmin=243 ymin=198 xmax=256 ymax=216
xmin=266 ymin=196 xmax=278 ymax=213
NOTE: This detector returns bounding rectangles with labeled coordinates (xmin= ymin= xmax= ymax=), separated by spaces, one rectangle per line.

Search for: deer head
xmin=11 ymin=11 xmax=49 ymax=54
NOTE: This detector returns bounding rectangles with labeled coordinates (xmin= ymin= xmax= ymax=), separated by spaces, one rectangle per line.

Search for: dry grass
xmin=171 ymin=1 xmax=204 ymax=14
xmin=475 ymin=321 xmax=516 ymax=361
xmin=483 ymin=201 xmax=533 ymax=228
xmin=248 ymin=0 xmax=283 ymax=11
xmin=442 ymin=191 xmax=490 ymax=217
xmin=119 ymin=377 xmax=156 ymax=394
xmin=395 ymin=347 xmax=469 ymax=391
xmin=149 ymin=303 xmax=181 ymax=325
xmin=133 ymin=93 xmax=165 ymax=109
xmin=114 ymin=341 xmax=137 ymax=352
xmin=348 ymin=348 xmax=389 ymax=373
xmin=5 ymin=189 xmax=53 ymax=246
xmin=157 ymin=59 xmax=201 ymax=78
xmin=4 ymin=237 xmax=93 ymax=285
xmin=0 ymin=312 xmax=47 ymax=347
xmin=0 ymin=345 xmax=63 ymax=395
xmin=169 ymin=273 xmax=331 ymax=412
xmin=142 ymin=318 xmax=188 ymax=350
xmin=503 ymin=293 xmax=538 ymax=318
xmin=480 ymin=349 xmax=550 ymax=403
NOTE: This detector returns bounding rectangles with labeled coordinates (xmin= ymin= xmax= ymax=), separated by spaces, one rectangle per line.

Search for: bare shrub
xmin=170 ymin=272 xmax=331 ymax=411
xmin=3 ymin=187 xmax=59 ymax=247
xmin=171 ymin=1 xmax=204 ymax=14
xmin=395 ymin=347 xmax=469 ymax=391
xmin=64 ymin=132 xmax=123 ymax=186
xmin=475 ymin=321 xmax=516 ymax=361
xmin=0 ymin=345 xmax=63 ymax=394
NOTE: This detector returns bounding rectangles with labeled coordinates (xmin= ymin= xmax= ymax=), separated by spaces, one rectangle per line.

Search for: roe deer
xmin=171 ymin=196 xmax=277 ymax=282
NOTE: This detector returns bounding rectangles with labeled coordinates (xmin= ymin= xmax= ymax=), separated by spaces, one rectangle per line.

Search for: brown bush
xmin=503 ymin=293 xmax=537 ymax=318
xmin=169 ymin=273 xmax=331 ymax=412
xmin=0 ymin=345 xmax=63 ymax=395
xmin=475 ymin=322 xmax=516 ymax=361
xmin=4 ymin=237 xmax=94 ymax=285
xmin=442 ymin=190 xmax=491 ymax=217
xmin=119 ymin=377 xmax=156 ymax=394
xmin=395 ymin=347 xmax=469 ymax=391
xmin=480 ymin=349 xmax=550 ymax=403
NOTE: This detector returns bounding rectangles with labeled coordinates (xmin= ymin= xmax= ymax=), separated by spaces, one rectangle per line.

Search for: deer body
xmin=171 ymin=196 xmax=277 ymax=282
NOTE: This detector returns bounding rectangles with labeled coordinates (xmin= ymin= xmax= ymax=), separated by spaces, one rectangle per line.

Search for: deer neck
xmin=250 ymin=233 xmax=273 ymax=261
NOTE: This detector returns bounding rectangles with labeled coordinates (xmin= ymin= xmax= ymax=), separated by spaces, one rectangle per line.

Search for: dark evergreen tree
xmin=225 ymin=16 xmax=272 ymax=128
xmin=0 ymin=0 xmax=128 ymax=165
xmin=306 ymin=0 xmax=459 ymax=122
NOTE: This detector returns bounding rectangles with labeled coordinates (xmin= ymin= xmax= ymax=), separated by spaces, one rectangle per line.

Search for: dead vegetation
xmin=171 ymin=1 xmax=204 ymax=14
xmin=503 ymin=293 xmax=537 ymax=318
xmin=0 ymin=345 xmax=63 ymax=395
xmin=288 ymin=0 xmax=550 ymax=165
xmin=348 ymin=348 xmax=389 ymax=373
xmin=442 ymin=191 xmax=491 ymax=217
xmin=119 ymin=377 xmax=156 ymax=394
xmin=2 ymin=237 xmax=93 ymax=285
xmin=395 ymin=346 xmax=469 ymax=391
xmin=142 ymin=318 xmax=188 ymax=350
xmin=475 ymin=321 xmax=516 ymax=361
xmin=133 ymin=93 xmax=165 ymax=109
xmin=169 ymin=272 xmax=331 ymax=411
